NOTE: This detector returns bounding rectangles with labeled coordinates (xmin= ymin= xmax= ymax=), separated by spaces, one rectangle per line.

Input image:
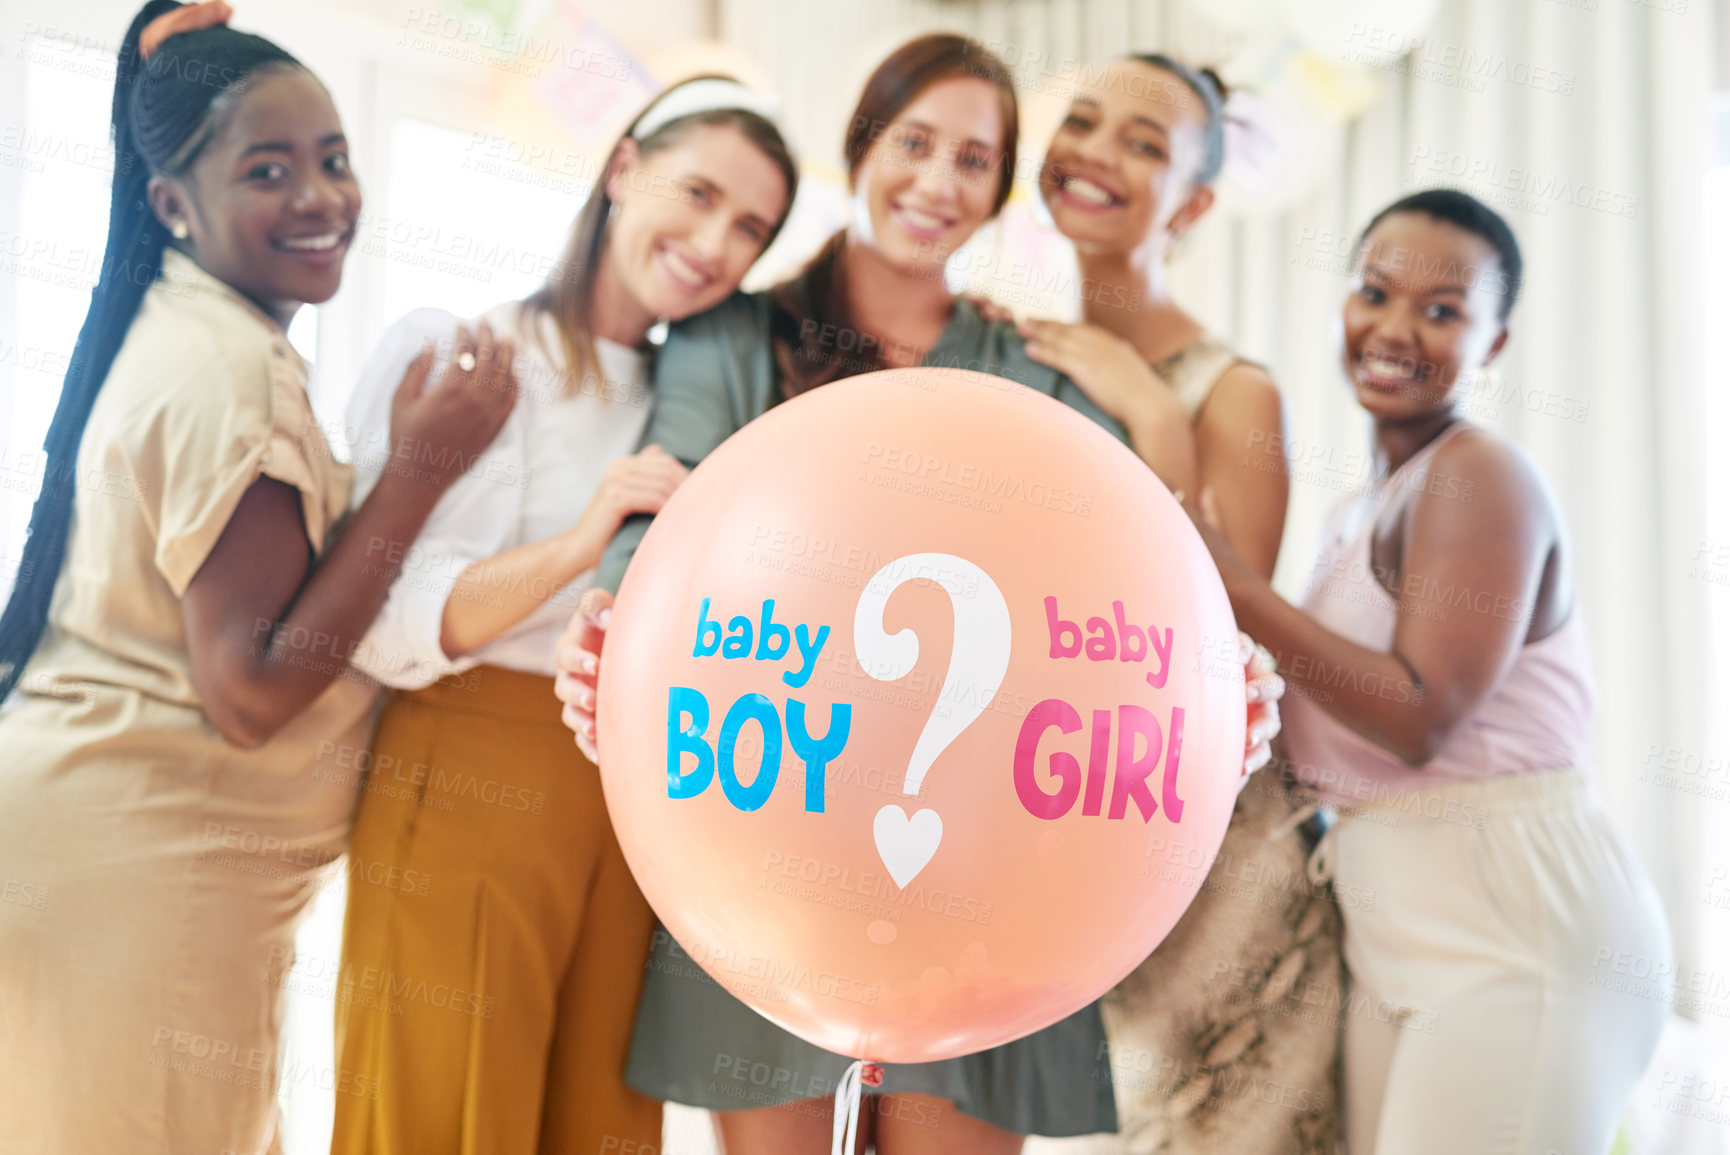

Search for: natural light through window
xmin=2 ymin=38 xmax=112 ymax=602
xmin=379 ymin=118 xmax=589 ymax=319
xmin=2 ymin=39 xmax=318 ymax=606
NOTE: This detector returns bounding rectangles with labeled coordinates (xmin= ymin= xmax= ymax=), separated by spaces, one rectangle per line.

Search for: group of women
xmin=0 ymin=2 xmax=1674 ymax=1154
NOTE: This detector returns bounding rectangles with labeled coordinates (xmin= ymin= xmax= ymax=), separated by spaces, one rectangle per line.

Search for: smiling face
xmin=603 ymin=122 xmax=791 ymax=322
xmin=1342 ymin=212 xmax=1511 ymax=420
xmin=851 ymin=76 xmax=1007 ymax=273
xmin=149 ymin=66 xmax=360 ymax=320
xmin=1039 ymin=60 xmax=1214 ymax=257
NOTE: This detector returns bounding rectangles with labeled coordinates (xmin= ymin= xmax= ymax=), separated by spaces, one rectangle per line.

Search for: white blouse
xmin=344 ymin=302 xmax=652 ymax=687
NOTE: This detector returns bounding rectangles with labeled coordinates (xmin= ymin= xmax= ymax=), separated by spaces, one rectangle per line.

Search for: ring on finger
xmin=456 ymin=350 xmax=477 ymax=372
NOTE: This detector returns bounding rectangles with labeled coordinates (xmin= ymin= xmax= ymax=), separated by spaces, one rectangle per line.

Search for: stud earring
xmin=171 ymin=221 xmax=189 ymax=240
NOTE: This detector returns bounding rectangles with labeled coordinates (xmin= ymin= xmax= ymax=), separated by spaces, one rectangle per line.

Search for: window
xmin=0 ymin=39 xmax=318 ymax=603
xmin=1 ymin=37 xmax=115 ymax=599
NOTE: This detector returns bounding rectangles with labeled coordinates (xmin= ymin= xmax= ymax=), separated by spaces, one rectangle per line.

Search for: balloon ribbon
xmin=830 ymin=1059 xmax=883 ymax=1154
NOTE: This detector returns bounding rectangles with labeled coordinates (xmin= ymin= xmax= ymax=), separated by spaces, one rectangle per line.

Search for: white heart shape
xmin=873 ymin=805 xmax=943 ymax=889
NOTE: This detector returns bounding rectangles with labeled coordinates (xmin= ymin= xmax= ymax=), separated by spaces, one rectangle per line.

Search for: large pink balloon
xmin=599 ymin=368 xmax=1243 ymax=1064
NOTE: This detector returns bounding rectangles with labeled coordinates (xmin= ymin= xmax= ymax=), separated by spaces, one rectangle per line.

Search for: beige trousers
xmin=1330 ymin=769 xmax=1670 ymax=1155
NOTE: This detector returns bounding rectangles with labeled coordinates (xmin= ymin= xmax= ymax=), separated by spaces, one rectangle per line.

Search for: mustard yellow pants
xmin=333 ymin=665 xmax=661 ymax=1155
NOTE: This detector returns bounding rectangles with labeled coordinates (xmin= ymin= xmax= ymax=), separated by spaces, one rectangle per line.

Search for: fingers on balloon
xmin=572 ymin=588 xmax=613 ymax=653
xmin=1252 ymin=702 xmax=1283 ymax=750
xmin=553 ymin=670 xmax=594 ymax=709
xmin=1247 ymin=712 xmax=1279 ymax=750
xmin=1247 ymin=672 xmax=1286 ymax=705
xmin=575 ymin=724 xmax=599 ymax=764
xmin=553 ymin=638 xmax=593 ymax=680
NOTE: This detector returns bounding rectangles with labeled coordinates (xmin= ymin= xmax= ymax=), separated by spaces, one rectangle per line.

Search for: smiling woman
xmin=145 ymin=86 xmax=355 ymax=314
xmin=138 ymin=57 xmax=359 ymax=324
xmin=1202 ymin=189 xmax=1671 ymax=1155
xmin=0 ymin=3 xmax=514 ymax=1152
xmin=326 ymin=76 xmax=798 ymax=1155
xmin=1001 ymin=53 xmax=1331 ymax=1155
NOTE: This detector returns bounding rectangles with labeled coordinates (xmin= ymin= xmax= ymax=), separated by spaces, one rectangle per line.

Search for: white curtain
xmin=720 ymin=0 xmax=1720 ymax=994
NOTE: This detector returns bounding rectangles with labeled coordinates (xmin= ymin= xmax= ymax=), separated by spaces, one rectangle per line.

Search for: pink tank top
xmin=1280 ymin=424 xmax=1598 ymax=808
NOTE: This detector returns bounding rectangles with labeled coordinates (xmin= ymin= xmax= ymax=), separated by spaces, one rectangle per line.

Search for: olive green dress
xmin=596 ymin=290 xmax=1126 ymax=1136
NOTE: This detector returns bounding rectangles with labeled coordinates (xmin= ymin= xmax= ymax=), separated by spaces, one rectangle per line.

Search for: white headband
xmin=630 ymin=78 xmax=782 ymax=141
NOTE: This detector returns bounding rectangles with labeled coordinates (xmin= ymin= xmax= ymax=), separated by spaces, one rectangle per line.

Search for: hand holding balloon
xmin=1242 ymin=632 xmax=1283 ymax=779
xmin=554 ymin=588 xmax=611 ymax=762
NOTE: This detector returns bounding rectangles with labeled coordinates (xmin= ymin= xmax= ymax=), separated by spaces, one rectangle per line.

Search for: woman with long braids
xmin=553 ymin=35 xmax=1285 ymax=1154
xmin=330 ymin=78 xmax=797 ymax=1155
xmin=0 ymin=3 xmax=513 ymax=1151
xmin=1005 ymin=55 xmax=1341 ymax=1153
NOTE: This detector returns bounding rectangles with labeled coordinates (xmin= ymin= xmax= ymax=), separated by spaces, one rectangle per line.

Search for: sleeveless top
xmin=1280 ymin=423 xmax=1597 ymax=809
xmin=1152 ymin=333 xmax=1242 ymax=421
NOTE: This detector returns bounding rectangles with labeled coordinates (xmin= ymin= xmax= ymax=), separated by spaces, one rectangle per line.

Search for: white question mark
xmin=854 ymin=553 xmax=1011 ymax=888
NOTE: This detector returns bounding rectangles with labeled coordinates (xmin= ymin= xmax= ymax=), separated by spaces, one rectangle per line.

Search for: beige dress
xmin=0 ymin=249 xmax=377 ymax=1154
xmin=1081 ymin=337 xmax=1344 ymax=1154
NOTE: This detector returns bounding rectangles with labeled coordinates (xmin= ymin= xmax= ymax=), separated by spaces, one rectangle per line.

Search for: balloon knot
xmin=860 ymin=1062 xmax=884 ymax=1088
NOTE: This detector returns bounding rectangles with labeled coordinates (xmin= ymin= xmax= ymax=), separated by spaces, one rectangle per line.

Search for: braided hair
xmin=0 ymin=1 xmax=304 ymax=702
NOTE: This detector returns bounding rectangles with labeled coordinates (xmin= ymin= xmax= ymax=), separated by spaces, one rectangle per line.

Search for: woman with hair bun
xmin=1011 ymin=54 xmax=1342 ymax=1154
xmin=0 ymin=2 xmax=514 ymax=1152
xmin=331 ymin=76 xmax=798 ymax=1155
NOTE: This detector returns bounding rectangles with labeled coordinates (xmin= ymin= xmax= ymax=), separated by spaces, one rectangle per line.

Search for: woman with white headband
xmin=330 ymin=77 xmax=797 ymax=1155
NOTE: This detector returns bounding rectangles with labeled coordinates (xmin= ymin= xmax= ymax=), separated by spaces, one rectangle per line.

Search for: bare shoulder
xmin=1431 ymin=423 xmax=1548 ymax=498
xmin=1211 ymin=360 xmax=1280 ymax=399
xmin=1196 ymin=361 xmax=1285 ymax=443
xmin=1418 ymin=423 xmax=1559 ymax=534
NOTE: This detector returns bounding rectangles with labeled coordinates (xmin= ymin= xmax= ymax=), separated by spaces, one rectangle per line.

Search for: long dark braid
xmin=0 ymin=1 xmax=302 ymax=701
